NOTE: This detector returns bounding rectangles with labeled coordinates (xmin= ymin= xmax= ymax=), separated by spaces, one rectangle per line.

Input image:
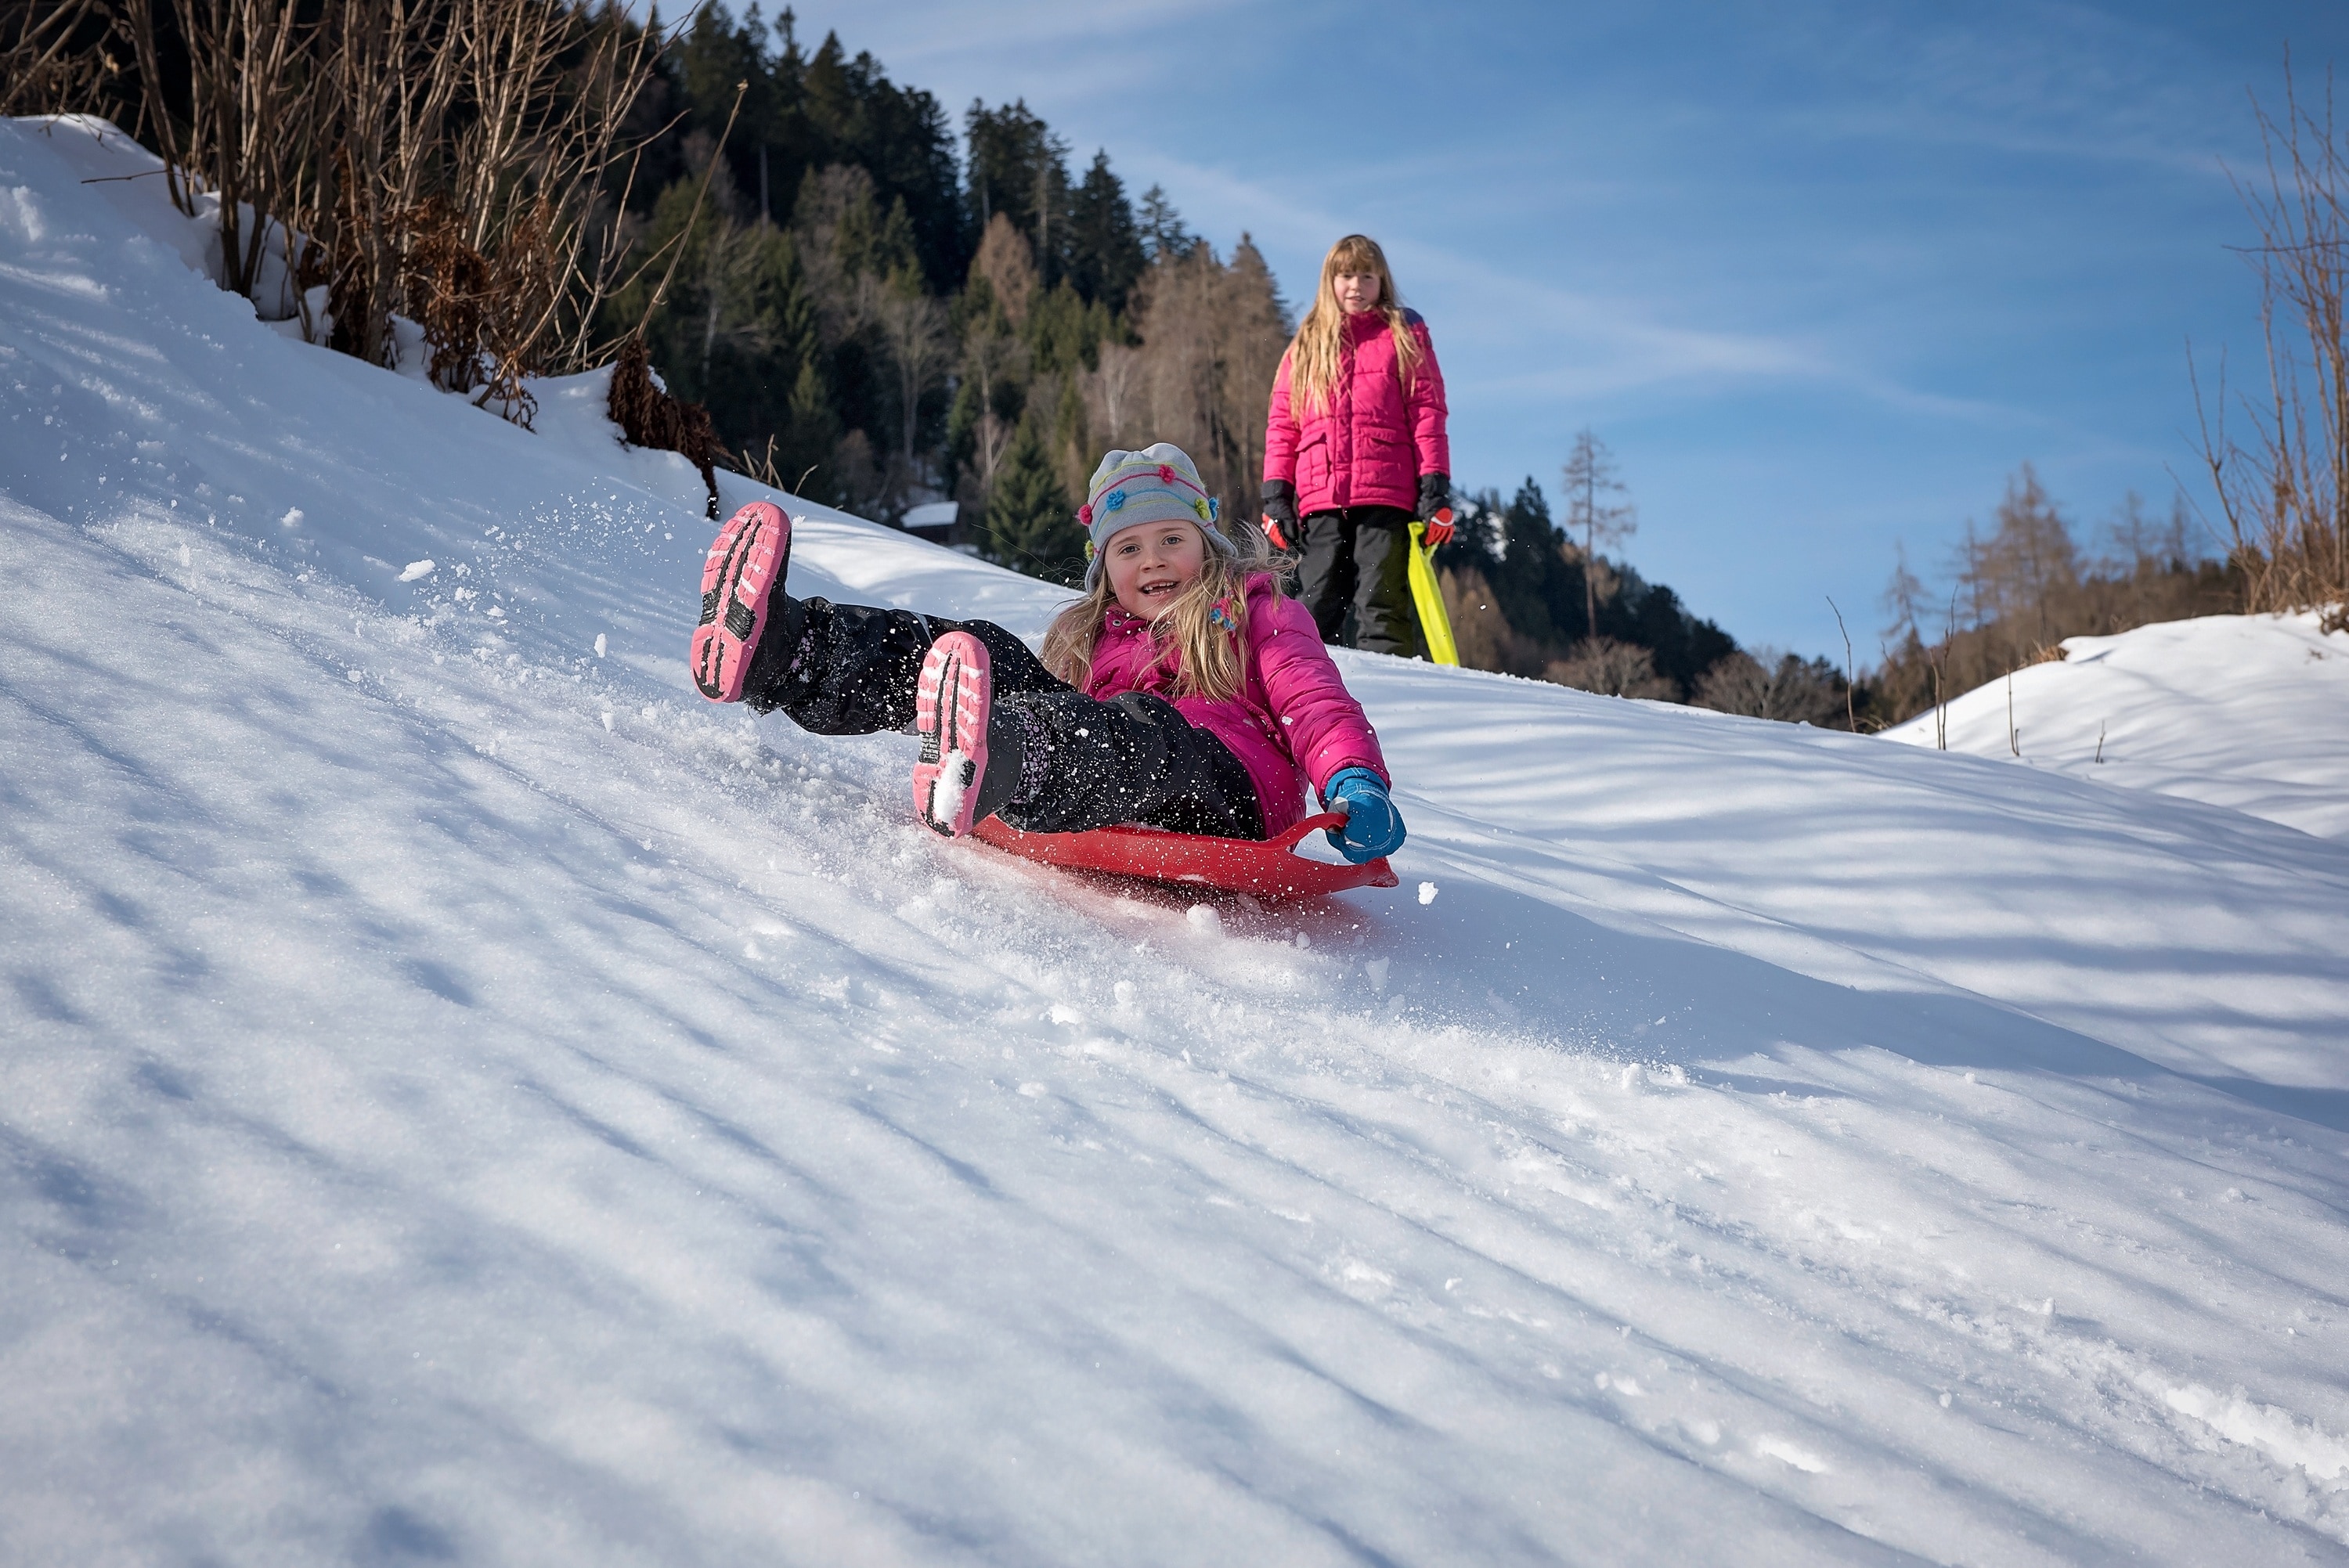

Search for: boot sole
xmin=689 ymin=502 xmax=788 ymax=701
xmin=913 ymin=633 xmax=991 ymax=837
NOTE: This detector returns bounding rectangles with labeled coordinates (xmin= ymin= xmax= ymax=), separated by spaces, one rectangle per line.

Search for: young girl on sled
xmin=687 ymin=443 xmax=1406 ymax=865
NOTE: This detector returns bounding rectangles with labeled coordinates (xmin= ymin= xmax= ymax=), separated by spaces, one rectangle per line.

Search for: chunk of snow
xmin=2163 ymin=1384 xmax=2349 ymax=1480
xmin=927 ymin=748 xmax=972 ymax=826
xmin=398 ymin=559 xmax=435 ymax=582
xmin=1418 ymin=881 xmax=1438 ymax=905
xmin=1185 ymin=903 xmax=1222 ymax=937
xmin=1755 ymin=1436 xmax=1828 ymax=1473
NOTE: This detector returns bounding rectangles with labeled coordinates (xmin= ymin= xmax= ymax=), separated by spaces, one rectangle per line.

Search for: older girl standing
xmin=1261 ymin=234 xmax=1453 ymax=657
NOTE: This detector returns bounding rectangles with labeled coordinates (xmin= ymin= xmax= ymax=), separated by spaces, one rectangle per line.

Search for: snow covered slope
xmin=8 ymin=117 xmax=2349 ymax=1566
xmin=1883 ymin=611 xmax=2349 ymax=839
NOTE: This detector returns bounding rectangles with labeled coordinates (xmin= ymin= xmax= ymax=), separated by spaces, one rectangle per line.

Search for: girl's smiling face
xmin=1333 ymin=269 xmax=1382 ymax=314
xmin=1104 ymin=520 xmax=1207 ymax=618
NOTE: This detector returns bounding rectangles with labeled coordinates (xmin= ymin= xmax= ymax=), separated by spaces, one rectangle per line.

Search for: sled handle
xmin=1275 ymin=812 xmax=1351 ymax=852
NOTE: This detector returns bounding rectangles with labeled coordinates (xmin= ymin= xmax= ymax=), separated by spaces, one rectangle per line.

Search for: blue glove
xmin=1322 ymin=766 xmax=1405 ymax=864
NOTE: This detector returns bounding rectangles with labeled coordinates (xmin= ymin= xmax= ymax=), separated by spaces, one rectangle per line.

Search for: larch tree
xmin=1562 ymin=428 xmax=1637 ymax=643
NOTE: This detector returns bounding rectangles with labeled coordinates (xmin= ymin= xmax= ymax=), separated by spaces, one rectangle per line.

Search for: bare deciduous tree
xmin=1562 ymin=428 xmax=1636 ymax=639
xmin=876 ymin=265 xmax=950 ymax=478
xmin=970 ymin=212 xmax=1036 ymax=329
xmin=1108 ymin=235 xmax=1290 ymax=524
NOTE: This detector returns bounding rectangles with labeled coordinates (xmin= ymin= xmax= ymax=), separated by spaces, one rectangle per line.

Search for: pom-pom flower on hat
xmin=1076 ymin=442 xmax=1236 ymax=589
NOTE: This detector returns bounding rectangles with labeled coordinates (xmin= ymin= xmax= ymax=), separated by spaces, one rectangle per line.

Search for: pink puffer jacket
xmin=1264 ymin=308 xmax=1449 ymax=516
xmin=1083 ymin=573 xmax=1388 ymax=834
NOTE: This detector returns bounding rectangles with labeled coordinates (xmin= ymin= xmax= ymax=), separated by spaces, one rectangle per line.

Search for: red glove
xmin=1261 ymin=480 xmax=1299 ymax=553
xmin=1421 ymin=506 xmax=1455 ymax=550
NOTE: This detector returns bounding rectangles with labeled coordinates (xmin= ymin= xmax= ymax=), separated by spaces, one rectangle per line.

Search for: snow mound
xmin=9 ymin=117 xmax=2349 ymax=1565
xmin=1884 ymin=610 xmax=2349 ymax=838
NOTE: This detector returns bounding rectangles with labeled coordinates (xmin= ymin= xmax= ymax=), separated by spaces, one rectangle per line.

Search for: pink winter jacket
xmin=1264 ymin=308 xmax=1449 ymax=516
xmin=1082 ymin=573 xmax=1389 ymax=835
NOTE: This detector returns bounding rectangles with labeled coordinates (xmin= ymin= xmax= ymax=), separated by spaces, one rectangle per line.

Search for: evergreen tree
xmin=801 ymin=30 xmax=966 ymax=288
xmin=1490 ymin=479 xmax=1586 ymax=646
xmin=1067 ymin=151 xmax=1145 ymax=312
xmin=1597 ymin=573 xmax=1735 ymax=697
xmin=1026 ymin=282 xmax=1113 ymax=377
xmin=982 ymin=414 xmax=1081 ymax=583
xmin=603 ymin=164 xmax=823 ymax=464
xmin=965 ymin=100 xmax=1070 ymax=283
xmin=781 ymin=355 xmax=839 ymax=499
xmin=1136 ymin=185 xmax=1196 ymax=261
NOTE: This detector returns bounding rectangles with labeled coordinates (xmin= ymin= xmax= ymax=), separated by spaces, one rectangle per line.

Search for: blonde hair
xmin=1041 ymin=522 xmax=1284 ymax=704
xmin=1286 ymin=234 xmax=1423 ymax=416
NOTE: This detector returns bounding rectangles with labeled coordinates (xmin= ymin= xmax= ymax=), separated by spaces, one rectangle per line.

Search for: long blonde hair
xmin=1286 ymin=233 xmax=1423 ymax=416
xmin=1041 ymin=524 xmax=1284 ymax=703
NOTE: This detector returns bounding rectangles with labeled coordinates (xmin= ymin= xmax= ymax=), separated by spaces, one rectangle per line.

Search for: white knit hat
xmin=1078 ymin=442 xmax=1236 ymax=589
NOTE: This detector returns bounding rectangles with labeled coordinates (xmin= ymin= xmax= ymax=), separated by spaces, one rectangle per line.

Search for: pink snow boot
xmin=691 ymin=501 xmax=789 ymax=701
xmin=914 ymin=631 xmax=994 ymax=836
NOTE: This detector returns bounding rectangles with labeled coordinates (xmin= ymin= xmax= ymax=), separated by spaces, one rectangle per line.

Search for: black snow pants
xmin=745 ymin=597 xmax=1265 ymax=840
xmin=1296 ymin=504 xmax=1424 ymax=659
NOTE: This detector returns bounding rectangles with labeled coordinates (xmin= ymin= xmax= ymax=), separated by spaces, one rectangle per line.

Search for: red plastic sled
xmin=970 ymin=811 xmax=1398 ymax=899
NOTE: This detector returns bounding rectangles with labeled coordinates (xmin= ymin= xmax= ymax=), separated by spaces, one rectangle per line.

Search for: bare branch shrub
xmin=1 ymin=0 xmax=113 ymax=118
xmin=121 ymin=0 xmax=324 ymax=303
xmin=74 ymin=0 xmax=662 ymax=402
xmin=1695 ymin=649 xmax=1846 ymax=724
xmin=1548 ymin=637 xmax=1676 ymax=701
xmin=2196 ymin=58 xmax=2349 ymax=614
xmin=608 ymin=334 xmax=721 ymax=517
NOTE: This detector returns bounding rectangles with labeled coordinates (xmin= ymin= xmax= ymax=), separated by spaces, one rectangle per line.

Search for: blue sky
xmin=774 ymin=0 xmax=2347 ymax=658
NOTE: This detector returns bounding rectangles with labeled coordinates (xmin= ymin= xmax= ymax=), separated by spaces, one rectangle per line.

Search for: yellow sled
xmin=1407 ymin=521 xmax=1460 ymax=667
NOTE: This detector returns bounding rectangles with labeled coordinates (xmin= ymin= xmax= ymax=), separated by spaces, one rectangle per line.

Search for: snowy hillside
xmin=1884 ymin=611 xmax=2349 ymax=839
xmin=8 ymin=116 xmax=2349 ymax=1566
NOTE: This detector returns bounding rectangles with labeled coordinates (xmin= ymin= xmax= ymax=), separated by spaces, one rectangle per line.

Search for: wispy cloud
xmin=1137 ymin=153 xmax=2072 ymax=427
xmin=797 ymin=0 xmax=1251 ymax=81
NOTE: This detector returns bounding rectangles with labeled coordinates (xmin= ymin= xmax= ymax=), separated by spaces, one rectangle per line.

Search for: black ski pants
xmin=746 ymin=597 xmax=1264 ymax=839
xmin=1297 ymin=504 xmax=1423 ymax=659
